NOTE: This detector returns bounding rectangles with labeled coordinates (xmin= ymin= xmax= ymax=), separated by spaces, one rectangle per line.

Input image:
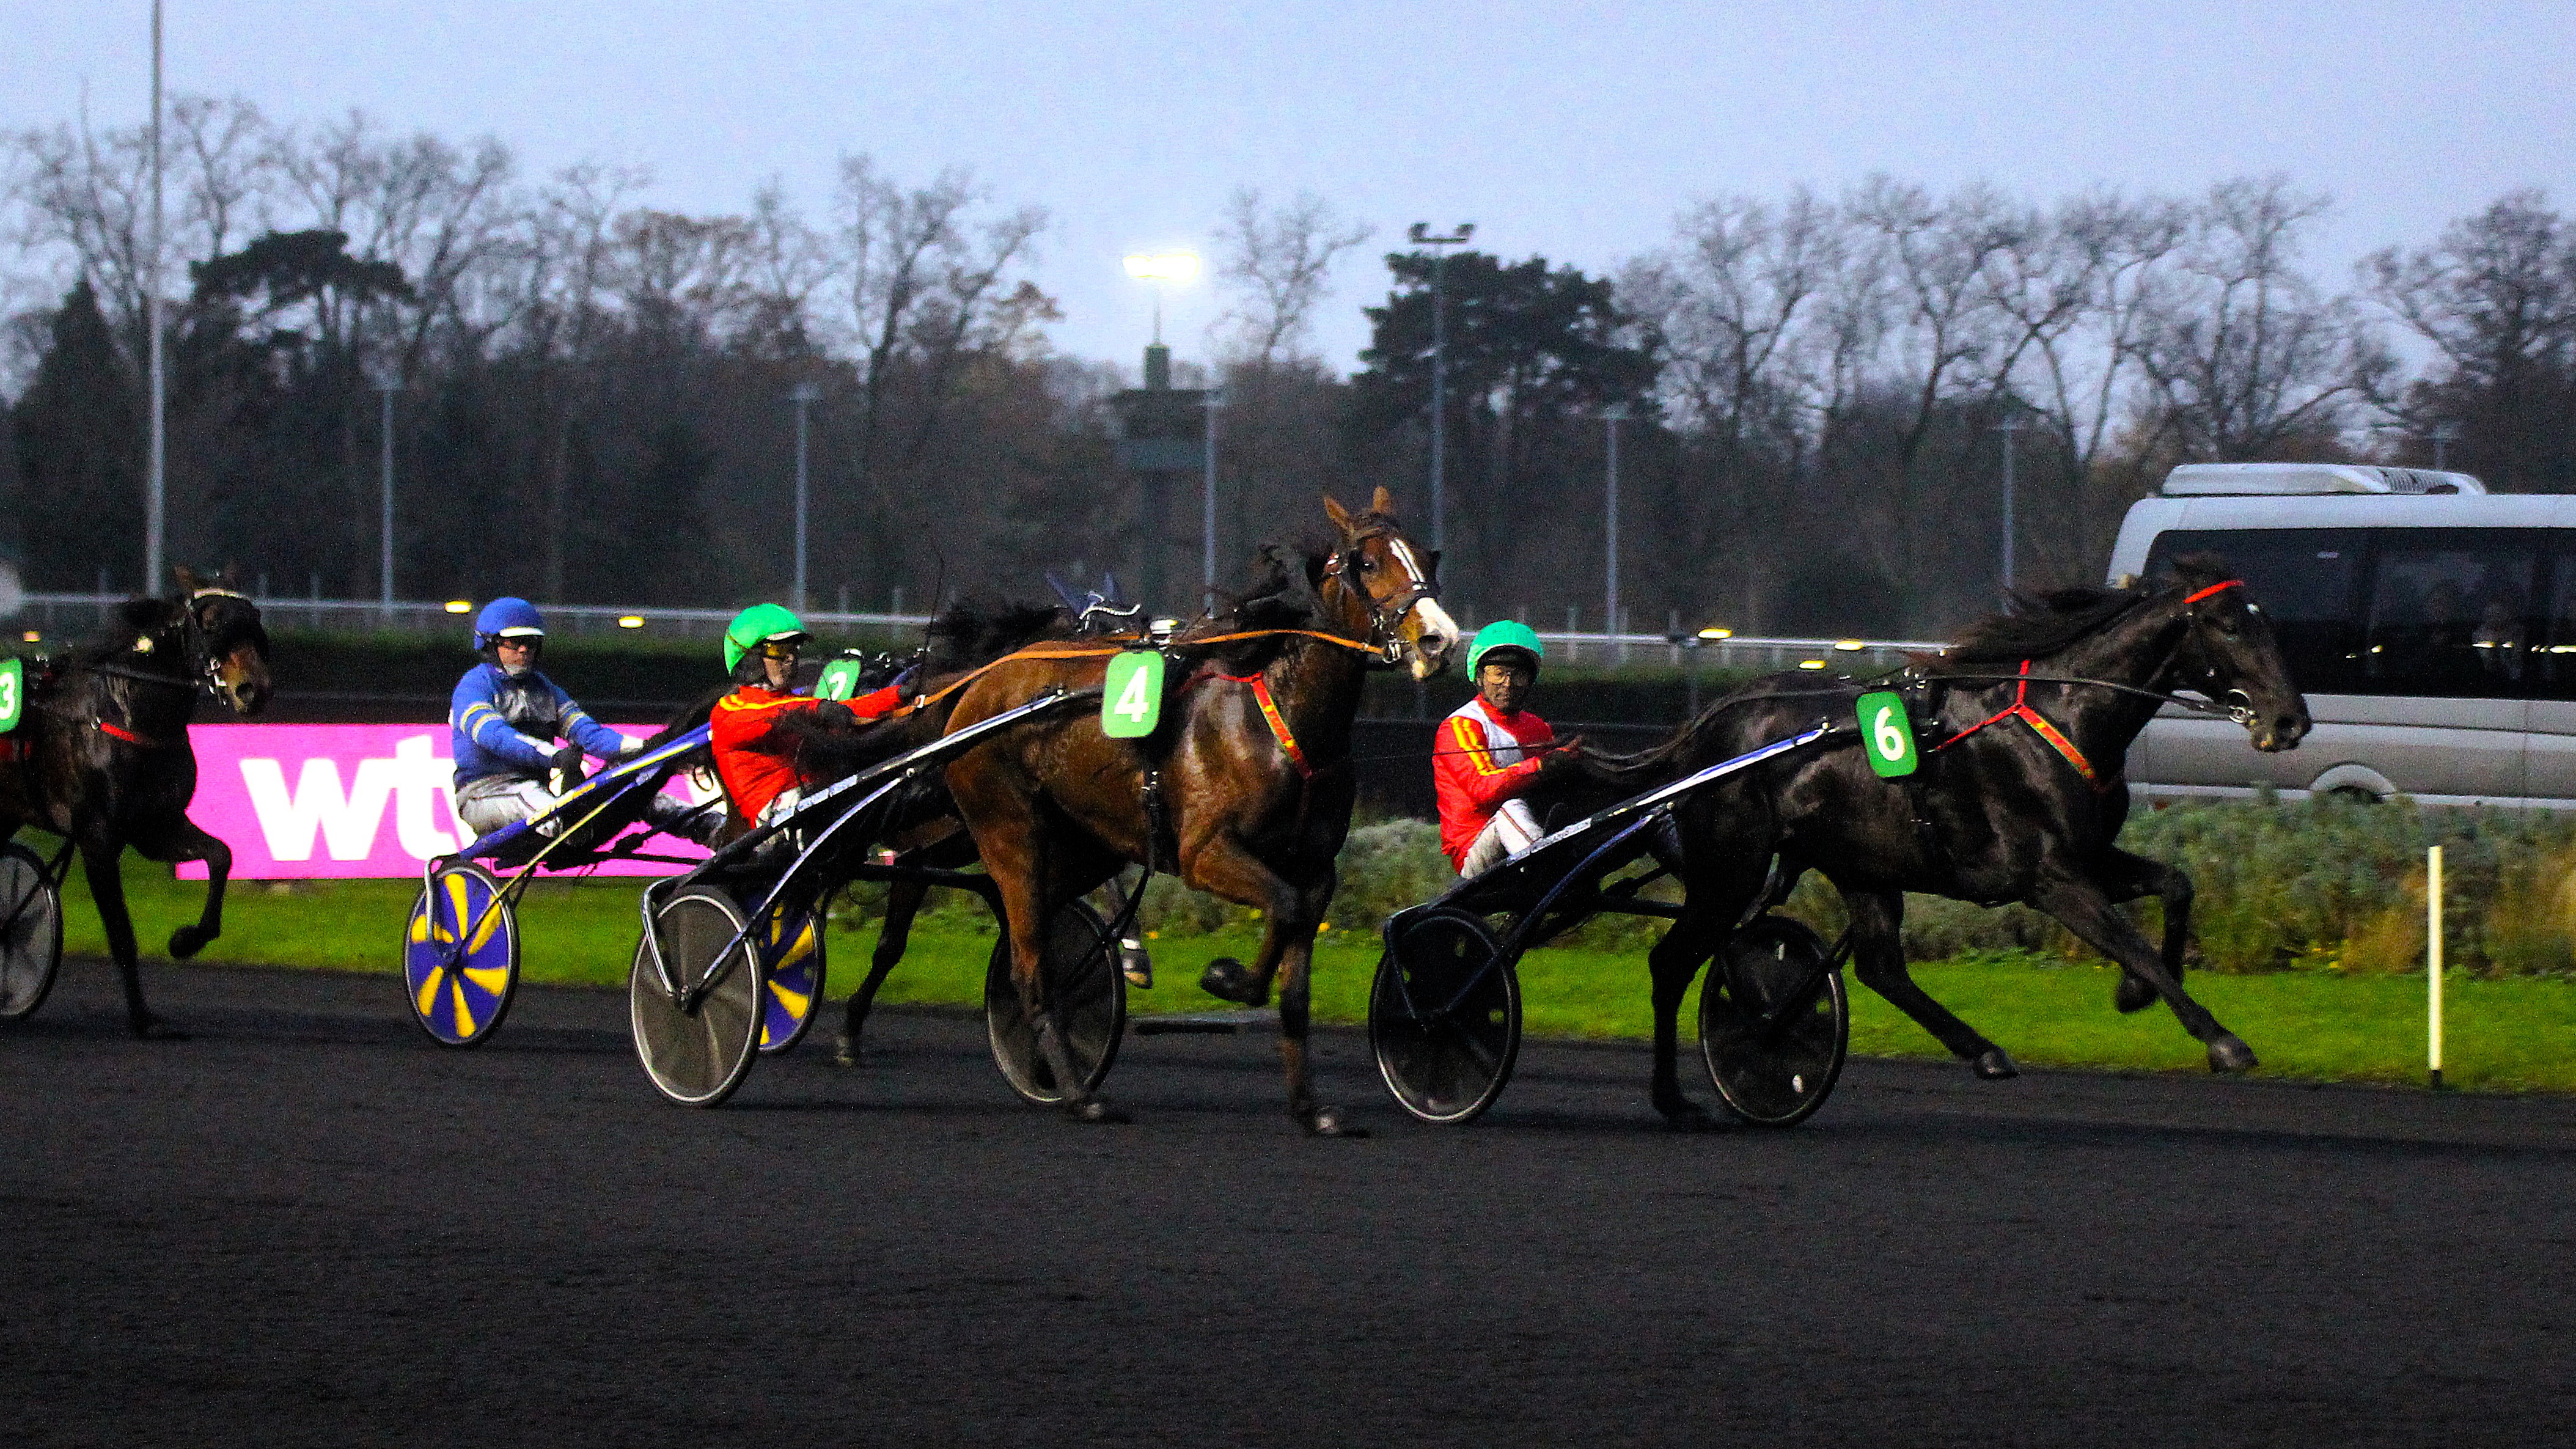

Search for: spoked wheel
xmin=755 ymin=900 xmax=827 ymax=1054
xmin=1700 ymin=914 xmax=1849 ymax=1128
xmin=402 ymin=862 xmax=519 ymax=1046
xmin=630 ymin=887 xmax=766 ymax=1107
xmin=0 ymin=843 xmax=64 ymax=1024
xmin=985 ymin=898 xmax=1128 ymax=1106
xmin=1369 ymin=908 xmax=1521 ymax=1124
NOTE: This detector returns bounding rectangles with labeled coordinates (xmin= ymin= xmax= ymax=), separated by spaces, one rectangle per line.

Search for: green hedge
xmin=923 ymin=798 xmax=2576 ymax=979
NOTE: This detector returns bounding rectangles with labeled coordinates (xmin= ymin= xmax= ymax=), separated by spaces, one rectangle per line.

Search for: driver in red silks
xmin=710 ymin=604 xmax=905 ymax=831
xmin=1434 ymin=621 xmax=1580 ymax=876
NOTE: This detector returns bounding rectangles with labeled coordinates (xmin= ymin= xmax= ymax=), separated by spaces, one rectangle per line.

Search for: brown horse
xmin=1 ymin=568 xmax=274 ymax=1036
xmin=939 ymin=488 xmax=1459 ymax=1131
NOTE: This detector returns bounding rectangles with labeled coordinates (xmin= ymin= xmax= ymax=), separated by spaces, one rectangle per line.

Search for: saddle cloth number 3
xmin=0 ymin=658 xmax=20 ymax=733
xmin=1101 ymin=651 xmax=1164 ymax=739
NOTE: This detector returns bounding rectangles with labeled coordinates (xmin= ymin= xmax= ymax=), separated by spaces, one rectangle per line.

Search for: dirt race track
xmin=5 ymin=958 xmax=2572 ymax=1448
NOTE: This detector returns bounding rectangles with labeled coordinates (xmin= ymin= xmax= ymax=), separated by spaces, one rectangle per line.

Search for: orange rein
xmin=901 ymin=627 xmax=1384 ymax=713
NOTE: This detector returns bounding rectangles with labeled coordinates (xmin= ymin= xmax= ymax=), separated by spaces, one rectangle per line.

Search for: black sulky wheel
xmin=1369 ymin=907 xmax=1521 ymax=1125
xmin=985 ymin=898 xmax=1128 ymax=1106
xmin=0 ymin=842 xmax=64 ymax=1024
xmin=1700 ymin=914 xmax=1849 ymax=1128
xmin=630 ymin=887 xmax=766 ymax=1108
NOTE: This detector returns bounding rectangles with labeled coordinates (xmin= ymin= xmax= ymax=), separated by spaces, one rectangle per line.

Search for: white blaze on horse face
xmin=1382 ymin=537 xmax=1458 ymax=678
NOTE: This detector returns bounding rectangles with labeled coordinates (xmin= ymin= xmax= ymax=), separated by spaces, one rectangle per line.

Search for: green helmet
xmin=1467 ymin=620 xmax=1545 ymax=678
xmin=724 ymin=603 xmax=810 ymax=675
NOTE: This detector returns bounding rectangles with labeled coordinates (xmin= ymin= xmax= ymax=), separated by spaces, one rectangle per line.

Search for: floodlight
xmin=1123 ymin=252 xmax=1200 ymax=282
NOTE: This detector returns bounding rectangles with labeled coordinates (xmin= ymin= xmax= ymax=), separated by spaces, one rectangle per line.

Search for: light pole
xmin=376 ymin=377 xmax=397 ymax=613
xmin=1992 ymin=412 xmax=2024 ymax=596
xmin=791 ymin=381 xmax=820 ymax=612
xmin=1202 ymin=388 xmax=1222 ymax=612
xmin=1602 ymin=403 xmax=1627 ymax=655
xmin=1409 ymin=222 xmax=1475 ymax=554
xmin=2431 ymin=420 xmax=2461 ymax=471
xmin=145 ymin=0 xmax=166 ymax=593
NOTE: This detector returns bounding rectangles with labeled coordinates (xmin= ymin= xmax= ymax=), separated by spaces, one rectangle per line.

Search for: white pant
xmin=455 ymin=776 xmax=562 ymax=837
xmin=1459 ymin=799 xmax=1543 ymax=877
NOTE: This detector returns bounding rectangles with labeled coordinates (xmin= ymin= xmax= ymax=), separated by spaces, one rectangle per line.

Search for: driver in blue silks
xmin=450 ymin=597 xmax=661 ymax=838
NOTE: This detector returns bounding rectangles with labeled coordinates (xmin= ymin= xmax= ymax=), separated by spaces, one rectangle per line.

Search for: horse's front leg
xmin=1841 ymin=887 xmax=2017 ymax=1079
xmin=2031 ymin=868 xmax=2254 ymax=1072
xmin=133 ymin=817 xmax=230 ymax=960
xmin=80 ymin=839 xmax=183 ymax=1040
xmin=1183 ymin=832 xmax=1358 ymax=1136
xmin=2096 ymin=847 xmax=2193 ymax=1014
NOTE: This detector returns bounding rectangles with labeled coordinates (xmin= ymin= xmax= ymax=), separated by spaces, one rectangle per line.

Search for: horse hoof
xmin=831 ymin=1034 xmax=860 ymax=1068
xmin=1304 ymin=1107 xmax=1370 ymax=1139
xmin=167 ymin=925 xmax=213 ymax=959
xmin=1656 ymin=1099 xmax=1718 ymax=1131
xmin=1198 ymin=957 xmax=1269 ymax=1007
xmin=1971 ymin=1047 xmax=2019 ymax=1080
xmin=2114 ymin=972 xmax=2157 ymax=1013
xmin=2207 ymin=1036 xmax=2258 ymax=1073
xmin=1065 ymin=1099 xmax=1131 ymax=1125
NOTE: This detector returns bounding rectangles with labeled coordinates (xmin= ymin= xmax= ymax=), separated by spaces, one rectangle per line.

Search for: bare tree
xmin=1211 ymin=187 xmax=1372 ymax=372
xmin=2135 ymin=177 xmax=2390 ymax=461
xmin=2366 ymin=190 xmax=2576 ymax=489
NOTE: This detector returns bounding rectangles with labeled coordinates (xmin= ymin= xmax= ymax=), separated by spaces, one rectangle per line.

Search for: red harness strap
xmin=1929 ymin=659 xmax=2112 ymax=793
xmin=2183 ymin=579 xmax=2247 ymax=606
xmin=97 ymin=721 xmax=159 ymax=749
xmin=1204 ymin=672 xmax=1313 ymax=779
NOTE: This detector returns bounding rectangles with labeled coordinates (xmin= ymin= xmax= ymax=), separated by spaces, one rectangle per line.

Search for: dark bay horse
xmin=1 ymin=569 xmax=274 ymax=1036
xmin=938 ymin=488 xmax=1460 ymax=1131
xmin=1551 ymin=554 xmax=2309 ymax=1121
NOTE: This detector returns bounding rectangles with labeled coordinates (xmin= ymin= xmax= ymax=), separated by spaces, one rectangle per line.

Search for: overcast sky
xmin=7 ymin=1 xmax=2573 ymax=375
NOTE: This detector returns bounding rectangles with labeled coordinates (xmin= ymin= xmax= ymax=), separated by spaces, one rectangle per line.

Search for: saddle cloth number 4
xmin=1102 ymin=651 xmax=1164 ymax=739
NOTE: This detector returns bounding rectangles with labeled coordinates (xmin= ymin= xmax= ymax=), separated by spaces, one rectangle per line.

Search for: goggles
xmin=754 ymin=639 xmax=805 ymax=661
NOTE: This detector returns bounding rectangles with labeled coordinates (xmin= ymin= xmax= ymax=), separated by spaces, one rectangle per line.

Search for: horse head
xmin=173 ymin=566 xmax=273 ymax=717
xmin=1320 ymin=486 xmax=1459 ymax=681
xmin=2165 ymin=553 xmax=2308 ymax=753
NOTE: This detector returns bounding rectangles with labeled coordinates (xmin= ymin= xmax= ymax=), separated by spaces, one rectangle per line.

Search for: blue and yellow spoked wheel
xmin=755 ymin=903 xmax=827 ymax=1054
xmin=402 ymin=862 xmax=519 ymax=1047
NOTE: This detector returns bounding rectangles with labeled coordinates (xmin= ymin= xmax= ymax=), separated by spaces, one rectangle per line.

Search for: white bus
xmin=2105 ymin=462 xmax=2576 ymax=808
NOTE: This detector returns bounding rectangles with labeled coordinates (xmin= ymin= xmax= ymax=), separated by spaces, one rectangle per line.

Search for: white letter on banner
xmin=390 ymin=735 xmax=459 ymax=857
xmin=238 ymin=756 xmax=400 ymax=860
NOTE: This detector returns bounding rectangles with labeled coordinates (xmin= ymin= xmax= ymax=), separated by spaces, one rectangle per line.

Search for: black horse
xmin=1552 ymin=554 xmax=2310 ymax=1121
xmin=1 ymin=569 xmax=274 ymax=1037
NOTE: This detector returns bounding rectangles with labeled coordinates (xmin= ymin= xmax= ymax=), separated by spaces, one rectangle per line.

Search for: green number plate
xmin=813 ymin=658 xmax=865 ymax=702
xmin=1857 ymin=690 xmax=1916 ymax=778
xmin=1101 ymin=651 xmax=1164 ymax=738
xmin=0 ymin=658 xmax=20 ymax=733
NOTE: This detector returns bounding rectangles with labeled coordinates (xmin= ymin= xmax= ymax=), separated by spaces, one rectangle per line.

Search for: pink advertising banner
xmin=177 ymin=724 xmax=715 ymax=880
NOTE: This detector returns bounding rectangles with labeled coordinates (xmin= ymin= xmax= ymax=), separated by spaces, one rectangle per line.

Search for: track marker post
xmin=2427 ymin=844 xmax=2445 ymax=1091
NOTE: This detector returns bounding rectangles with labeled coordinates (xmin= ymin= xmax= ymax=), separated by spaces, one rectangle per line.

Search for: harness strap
xmin=905 ymin=628 xmax=1384 ymax=712
xmin=2182 ymin=579 xmax=2247 ymax=606
xmin=1206 ymin=672 xmax=1312 ymax=779
xmin=97 ymin=720 xmax=161 ymax=749
xmin=1928 ymin=659 xmax=2111 ymax=793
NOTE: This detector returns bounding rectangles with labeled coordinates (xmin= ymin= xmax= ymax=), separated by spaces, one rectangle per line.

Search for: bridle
xmin=56 ymin=589 xmax=264 ymax=745
xmin=1321 ymin=525 xmax=1442 ymax=665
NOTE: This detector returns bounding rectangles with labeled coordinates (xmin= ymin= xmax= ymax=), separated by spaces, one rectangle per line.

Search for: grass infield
xmin=52 ymin=865 xmax=2576 ymax=1094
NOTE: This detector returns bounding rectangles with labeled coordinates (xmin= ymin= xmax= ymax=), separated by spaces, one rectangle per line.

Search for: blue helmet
xmin=472 ymin=598 xmax=546 ymax=653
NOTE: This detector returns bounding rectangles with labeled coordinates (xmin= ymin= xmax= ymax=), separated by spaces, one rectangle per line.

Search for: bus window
xmin=2533 ymin=551 xmax=2576 ymax=700
xmin=2360 ymin=534 xmax=2540 ymax=699
xmin=2145 ymin=529 xmax=2360 ymax=694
